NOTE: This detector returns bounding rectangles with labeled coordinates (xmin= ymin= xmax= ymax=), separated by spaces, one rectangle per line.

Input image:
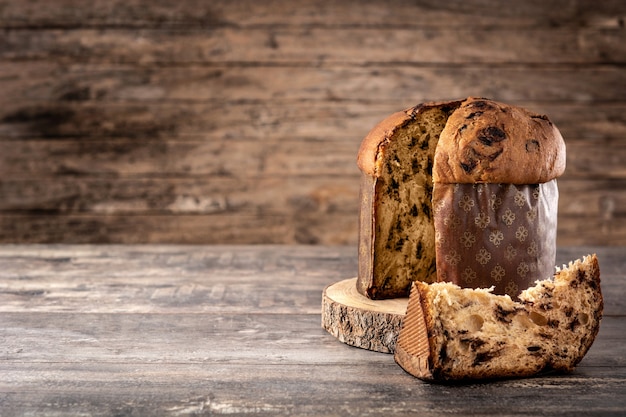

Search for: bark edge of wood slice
xmin=321 ymin=277 xmax=408 ymax=354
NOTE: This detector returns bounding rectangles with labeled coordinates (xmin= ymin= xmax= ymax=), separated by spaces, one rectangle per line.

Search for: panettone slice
xmin=394 ymin=254 xmax=602 ymax=382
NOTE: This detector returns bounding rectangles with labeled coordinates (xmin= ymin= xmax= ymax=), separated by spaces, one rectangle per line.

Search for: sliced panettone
xmin=356 ymin=97 xmax=566 ymax=300
xmin=357 ymin=100 xmax=462 ymax=299
xmin=394 ymin=254 xmax=602 ymax=382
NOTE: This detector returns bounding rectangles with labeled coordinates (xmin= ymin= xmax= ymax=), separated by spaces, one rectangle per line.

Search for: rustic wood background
xmin=0 ymin=0 xmax=624 ymax=245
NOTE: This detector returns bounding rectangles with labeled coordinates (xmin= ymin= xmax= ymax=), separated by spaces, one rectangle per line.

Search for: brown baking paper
xmin=433 ymin=181 xmax=558 ymax=298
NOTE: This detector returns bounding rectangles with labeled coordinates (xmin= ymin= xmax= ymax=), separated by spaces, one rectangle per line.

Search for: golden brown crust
xmin=356 ymin=100 xmax=464 ymax=177
xmin=433 ymin=97 xmax=566 ymax=184
xmin=356 ymin=110 xmax=413 ymax=177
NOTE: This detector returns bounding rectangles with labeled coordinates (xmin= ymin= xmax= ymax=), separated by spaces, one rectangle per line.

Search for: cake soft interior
xmin=372 ymin=107 xmax=450 ymax=296
xmin=408 ymin=255 xmax=602 ymax=380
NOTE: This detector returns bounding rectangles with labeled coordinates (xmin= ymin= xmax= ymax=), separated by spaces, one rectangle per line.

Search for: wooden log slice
xmin=322 ymin=277 xmax=408 ymax=354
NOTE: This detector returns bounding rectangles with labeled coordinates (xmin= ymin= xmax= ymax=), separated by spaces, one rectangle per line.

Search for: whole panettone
xmin=356 ymin=97 xmax=566 ymax=299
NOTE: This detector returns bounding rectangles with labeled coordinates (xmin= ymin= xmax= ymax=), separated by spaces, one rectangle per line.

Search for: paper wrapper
xmin=433 ymin=180 xmax=558 ymax=298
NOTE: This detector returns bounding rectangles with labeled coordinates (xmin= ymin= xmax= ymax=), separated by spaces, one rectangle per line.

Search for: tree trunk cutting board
xmin=322 ymin=278 xmax=409 ymax=353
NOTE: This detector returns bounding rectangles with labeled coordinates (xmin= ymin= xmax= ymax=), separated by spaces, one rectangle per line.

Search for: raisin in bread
xmin=394 ymin=254 xmax=603 ymax=382
xmin=357 ymin=97 xmax=566 ymax=299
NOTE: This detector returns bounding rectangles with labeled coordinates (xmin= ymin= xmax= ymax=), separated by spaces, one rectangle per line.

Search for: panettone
xmin=394 ymin=254 xmax=603 ymax=382
xmin=356 ymin=97 xmax=566 ymax=299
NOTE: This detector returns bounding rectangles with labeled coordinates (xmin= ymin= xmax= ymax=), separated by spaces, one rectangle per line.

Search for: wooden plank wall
xmin=0 ymin=0 xmax=624 ymax=245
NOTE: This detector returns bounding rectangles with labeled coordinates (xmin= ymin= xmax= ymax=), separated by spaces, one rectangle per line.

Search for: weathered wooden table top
xmin=1 ymin=245 xmax=624 ymax=416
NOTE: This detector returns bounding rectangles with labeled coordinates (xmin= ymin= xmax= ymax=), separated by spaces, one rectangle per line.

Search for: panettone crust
xmin=433 ymin=97 xmax=566 ymax=184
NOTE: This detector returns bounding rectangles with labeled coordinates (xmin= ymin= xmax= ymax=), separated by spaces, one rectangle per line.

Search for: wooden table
xmin=1 ymin=245 xmax=624 ymax=416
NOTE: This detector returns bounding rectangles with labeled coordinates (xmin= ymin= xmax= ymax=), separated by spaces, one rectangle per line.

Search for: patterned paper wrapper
xmin=433 ymin=180 xmax=558 ymax=298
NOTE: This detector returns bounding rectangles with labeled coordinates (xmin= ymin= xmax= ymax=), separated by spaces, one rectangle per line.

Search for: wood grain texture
xmin=322 ymin=278 xmax=408 ymax=353
xmin=0 ymin=0 xmax=624 ymax=29
xmin=2 ymin=65 xmax=625 ymax=103
xmin=0 ymin=245 xmax=624 ymax=416
xmin=0 ymin=0 xmax=624 ymax=244
xmin=2 ymin=28 xmax=625 ymax=64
